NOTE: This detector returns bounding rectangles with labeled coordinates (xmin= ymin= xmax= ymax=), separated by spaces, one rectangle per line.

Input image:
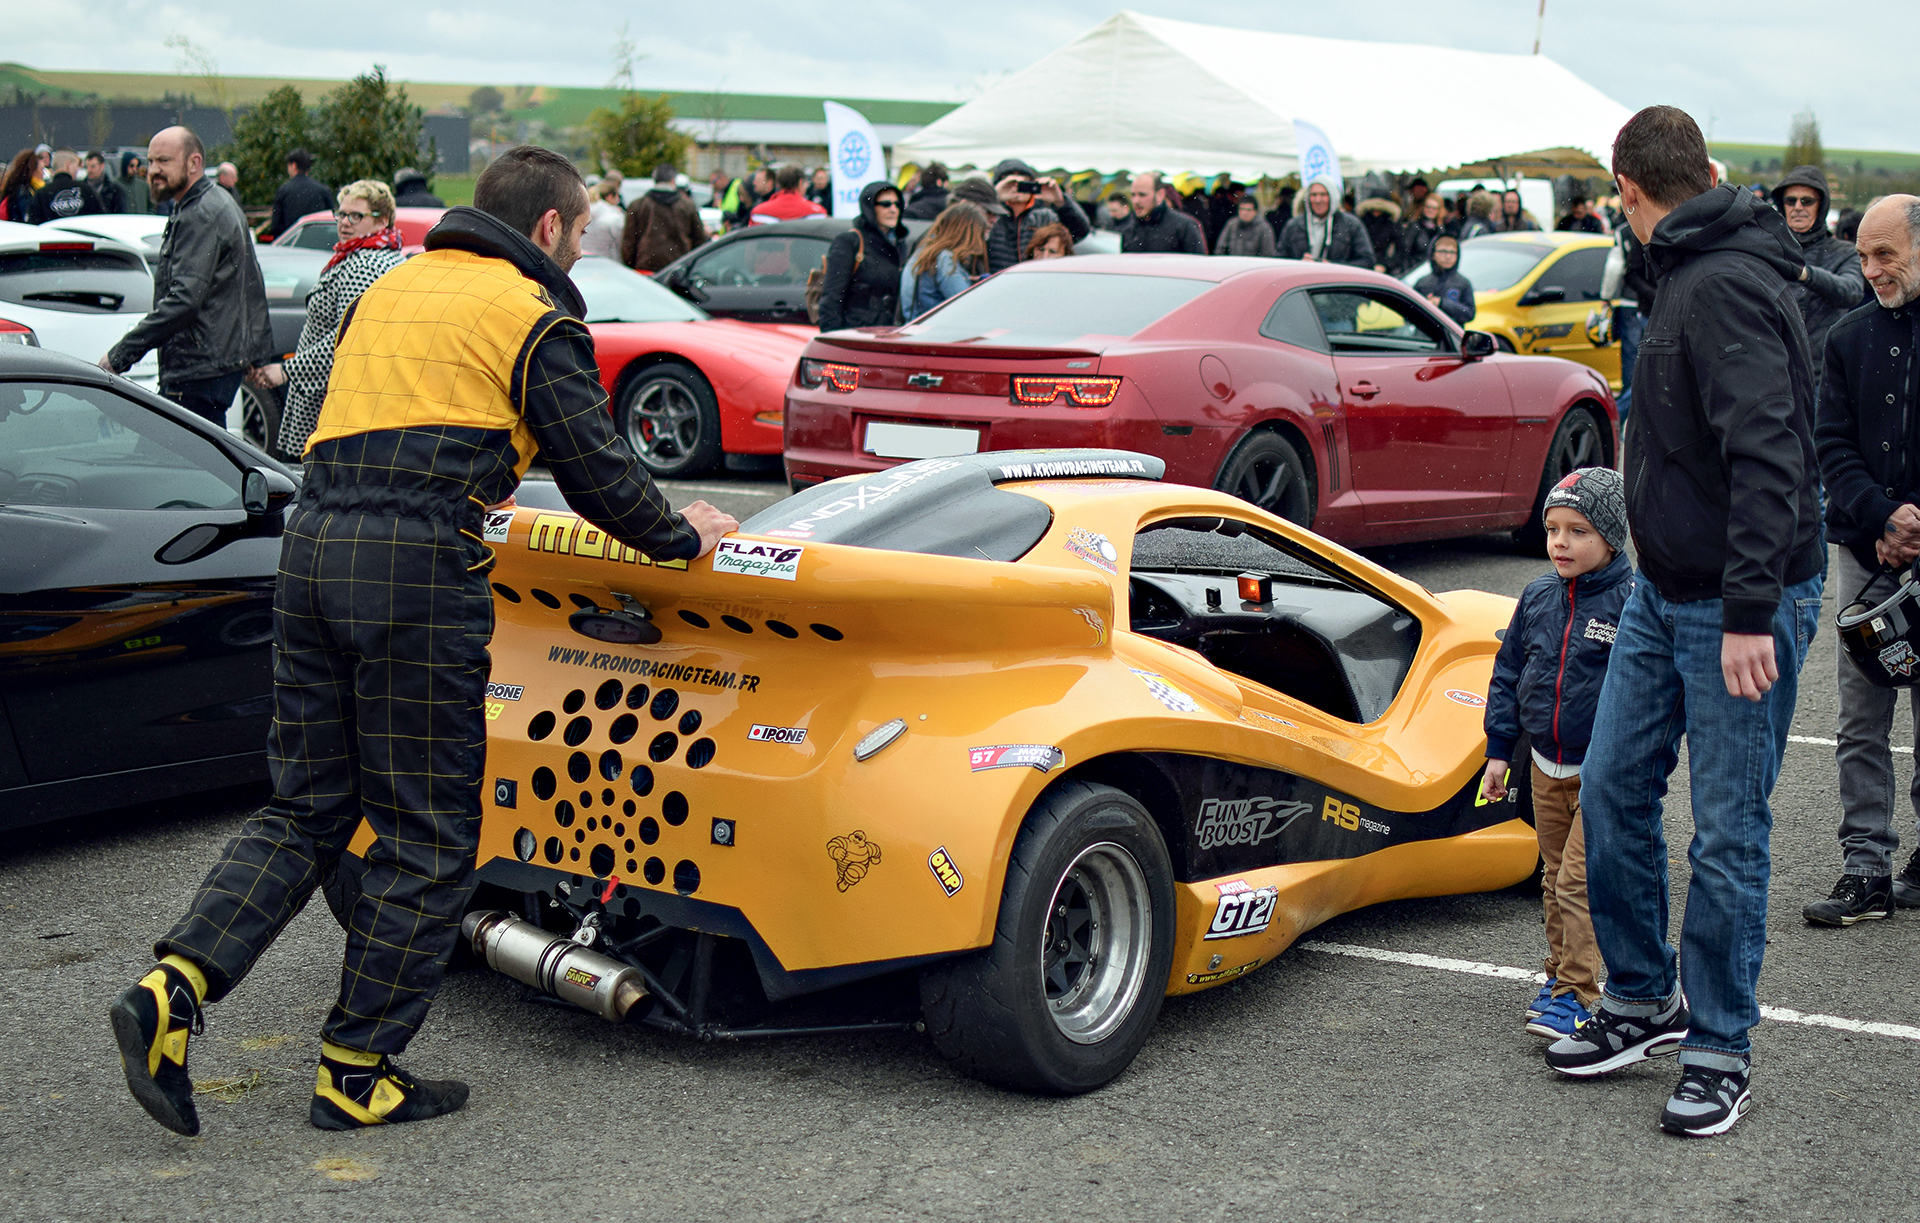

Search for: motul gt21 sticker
xmin=1206 ymin=882 xmax=1278 ymax=940
xmin=968 ymin=744 xmax=1065 ymax=773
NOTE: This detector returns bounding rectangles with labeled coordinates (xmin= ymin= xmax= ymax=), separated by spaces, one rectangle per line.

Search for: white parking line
xmin=1300 ymin=940 xmax=1920 ymax=1043
xmin=1788 ymin=733 xmax=1912 ymax=754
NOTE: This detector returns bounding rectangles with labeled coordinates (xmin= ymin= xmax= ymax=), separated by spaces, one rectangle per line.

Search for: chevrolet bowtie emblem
xmin=907 ymin=372 xmax=943 ymax=388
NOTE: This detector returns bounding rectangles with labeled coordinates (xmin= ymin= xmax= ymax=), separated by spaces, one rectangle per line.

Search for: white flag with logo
xmin=824 ymin=100 xmax=887 ymax=219
xmin=1292 ymin=119 xmax=1343 ymax=203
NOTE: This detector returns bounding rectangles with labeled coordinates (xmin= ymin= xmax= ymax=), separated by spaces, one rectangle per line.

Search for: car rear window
xmin=902 ymin=272 xmax=1212 ymax=346
xmin=738 ymin=458 xmax=1053 ymax=562
xmin=572 ymin=258 xmax=707 ymax=323
xmin=1403 ymin=241 xmax=1552 ymax=294
xmin=0 ymin=249 xmax=153 ymax=314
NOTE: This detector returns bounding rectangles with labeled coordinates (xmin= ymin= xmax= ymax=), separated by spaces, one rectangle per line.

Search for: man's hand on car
xmin=681 ymin=500 xmax=739 ymax=559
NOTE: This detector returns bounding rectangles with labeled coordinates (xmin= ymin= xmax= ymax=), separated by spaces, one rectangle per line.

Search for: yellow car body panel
xmin=349 ymin=457 xmax=1536 ymax=1002
xmin=1465 ymin=232 xmax=1621 ymax=390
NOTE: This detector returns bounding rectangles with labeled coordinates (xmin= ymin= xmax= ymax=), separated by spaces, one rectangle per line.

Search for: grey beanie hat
xmin=1542 ymin=466 xmax=1627 ymax=553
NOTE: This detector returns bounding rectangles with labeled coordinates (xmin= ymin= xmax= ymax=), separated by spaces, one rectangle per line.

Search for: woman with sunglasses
xmin=818 ymin=181 xmax=909 ymax=331
xmin=248 ymin=179 xmax=406 ymax=459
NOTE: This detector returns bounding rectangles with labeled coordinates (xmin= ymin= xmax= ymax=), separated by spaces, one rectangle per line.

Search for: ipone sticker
xmin=747 ymin=723 xmax=808 ymax=745
xmin=712 ymin=539 xmax=804 ymax=580
xmin=486 ymin=682 xmax=523 ymax=702
xmin=1445 ymin=689 xmax=1487 ymax=708
xmin=968 ymin=744 xmax=1064 ymax=773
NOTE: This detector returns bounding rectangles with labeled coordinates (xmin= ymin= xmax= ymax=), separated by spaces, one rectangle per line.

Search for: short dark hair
xmin=1612 ymin=105 xmax=1713 ymax=209
xmin=85 ymin=149 xmax=105 ymax=164
xmin=287 ymin=148 xmax=313 ymax=173
xmin=774 ymin=164 xmax=802 ymax=192
xmin=473 ymin=145 xmax=588 ymax=239
xmin=921 ymin=161 xmax=948 ymax=187
xmin=653 ymin=162 xmax=677 ymax=185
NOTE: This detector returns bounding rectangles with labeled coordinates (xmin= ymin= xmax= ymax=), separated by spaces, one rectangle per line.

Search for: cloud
xmin=10 ymin=1 xmax=1916 ymax=150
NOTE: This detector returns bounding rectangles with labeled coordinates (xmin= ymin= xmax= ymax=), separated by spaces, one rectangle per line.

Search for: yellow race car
xmin=1406 ymin=231 xmax=1621 ymax=389
xmin=341 ymin=450 xmax=1536 ymax=1093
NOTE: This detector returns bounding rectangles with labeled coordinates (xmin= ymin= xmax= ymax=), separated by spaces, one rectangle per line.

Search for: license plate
xmin=863 ymin=421 xmax=981 ymax=459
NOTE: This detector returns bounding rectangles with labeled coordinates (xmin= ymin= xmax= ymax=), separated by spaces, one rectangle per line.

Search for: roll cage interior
xmin=1127 ymin=516 xmax=1420 ymax=724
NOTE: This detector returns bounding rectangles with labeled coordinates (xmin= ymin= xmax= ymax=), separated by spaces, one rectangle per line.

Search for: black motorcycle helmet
xmin=1837 ymin=567 xmax=1920 ymax=687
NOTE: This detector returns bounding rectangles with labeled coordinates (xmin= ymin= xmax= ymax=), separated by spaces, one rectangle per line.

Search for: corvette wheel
xmin=1516 ymin=407 xmax=1607 ymax=552
xmin=618 ymin=364 xmax=722 ymax=479
xmin=1215 ymin=432 xmax=1313 ymax=527
xmin=918 ymin=782 xmax=1174 ymax=1094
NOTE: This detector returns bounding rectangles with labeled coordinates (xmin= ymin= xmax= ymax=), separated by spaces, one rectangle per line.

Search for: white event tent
xmin=896 ymin=11 xmax=1636 ymax=180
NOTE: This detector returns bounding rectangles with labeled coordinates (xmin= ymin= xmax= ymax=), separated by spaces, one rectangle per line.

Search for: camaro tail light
xmin=37 ymin=241 xmax=92 ymax=252
xmin=799 ymin=358 xmax=860 ymax=392
xmin=0 ymin=318 xmax=37 ymax=346
xmin=1010 ymin=375 xmax=1122 ymax=408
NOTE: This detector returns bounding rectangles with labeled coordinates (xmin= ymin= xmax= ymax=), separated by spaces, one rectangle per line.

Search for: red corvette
xmin=573 ymin=257 xmax=810 ymax=477
xmin=785 ymin=255 xmax=1617 ymax=548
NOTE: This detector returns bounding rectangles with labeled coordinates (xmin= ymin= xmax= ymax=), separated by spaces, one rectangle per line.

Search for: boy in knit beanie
xmin=1482 ymin=468 xmax=1633 ymax=1037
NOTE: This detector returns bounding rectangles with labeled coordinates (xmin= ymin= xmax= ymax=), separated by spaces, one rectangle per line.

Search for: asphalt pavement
xmin=5 ymin=478 xmax=1917 ymax=1223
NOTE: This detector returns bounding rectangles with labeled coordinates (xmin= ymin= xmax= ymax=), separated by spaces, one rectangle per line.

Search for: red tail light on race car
xmin=799 ymin=359 xmax=860 ymax=393
xmin=1010 ymin=375 xmax=1122 ymax=408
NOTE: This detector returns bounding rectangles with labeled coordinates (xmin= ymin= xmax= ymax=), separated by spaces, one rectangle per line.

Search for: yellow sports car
xmin=1405 ymin=231 xmax=1620 ymax=389
xmin=338 ymin=450 xmax=1537 ymax=1093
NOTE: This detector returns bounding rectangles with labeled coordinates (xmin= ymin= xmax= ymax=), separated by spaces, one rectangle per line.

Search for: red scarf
xmin=324 ymin=224 xmax=403 ymax=272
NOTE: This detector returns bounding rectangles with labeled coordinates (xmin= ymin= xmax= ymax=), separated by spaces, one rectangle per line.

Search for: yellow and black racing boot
xmin=108 ymin=956 xmax=208 ymax=1136
xmin=310 ymin=1042 xmax=470 ymax=1131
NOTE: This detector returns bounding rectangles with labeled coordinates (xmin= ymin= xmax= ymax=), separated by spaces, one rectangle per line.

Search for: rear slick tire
xmin=918 ymin=781 xmax=1175 ymax=1095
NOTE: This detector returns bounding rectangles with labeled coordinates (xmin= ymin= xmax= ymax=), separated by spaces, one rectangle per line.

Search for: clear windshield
xmin=1402 ymin=241 xmax=1551 ymax=294
xmin=572 ymin=257 xmax=708 ymax=323
xmin=900 ymin=271 xmax=1211 ymax=346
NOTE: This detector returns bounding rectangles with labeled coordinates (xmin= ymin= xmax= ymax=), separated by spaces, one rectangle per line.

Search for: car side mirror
xmin=1519 ymin=284 xmax=1567 ymax=306
xmin=242 ymin=465 xmax=297 ymax=518
xmin=1461 ymin=331 xmax=1497 ymax=360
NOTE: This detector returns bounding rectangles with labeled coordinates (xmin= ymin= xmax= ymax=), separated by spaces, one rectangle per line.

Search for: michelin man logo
xmin=837 ymin=131 xmax=871 ymax=178
xmin=827 ymin=829 xmax=882 ymax=891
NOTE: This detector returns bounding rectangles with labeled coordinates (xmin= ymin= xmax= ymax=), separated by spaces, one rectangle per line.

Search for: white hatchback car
xmin=0 ymin=219 xmax=161 ymax=390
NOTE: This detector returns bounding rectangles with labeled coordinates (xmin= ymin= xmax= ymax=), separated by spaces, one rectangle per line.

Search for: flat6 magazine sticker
xmin=712 ymin=539 xmax=804 ymax=580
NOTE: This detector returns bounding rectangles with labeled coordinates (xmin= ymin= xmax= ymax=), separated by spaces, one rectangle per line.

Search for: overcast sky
xmin=14 ymin=2 xmax=1917 ymax=150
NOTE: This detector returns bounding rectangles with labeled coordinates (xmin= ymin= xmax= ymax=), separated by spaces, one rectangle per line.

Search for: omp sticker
xmin=968 ymin=744 xmax=1065 ymax=773
xmin=1186 ymin=958 xmax=1260 ymax=985
xmin=712 ymin=539 xmax=804 ymax=580
xmin=827 ymin=830 xmax=882 ymax=891
xmin=1193 ymin=797 xmax=1312 ymax=850
xmin=1445 ymin=689 xmax=1487 ymax=708
xmin=1206 ymin=885 xmax=1278 ymax=940
xmin=927 ymin=847 xmax=964 ymax=896
xmin=486 ymin=682 xmax=524 ymax=701
xmin=483 ymin=509 xmax=513 ymax=542
xmin=1063 ymin=527 xmax=1119 ymax=574
xmin=747 ymin=724 xmax=808 ymax=744
xmin=1880 ymin=640 xmax=1917 ymax=678
xmin=1131 ymin=669 xmax=1199 ymax=713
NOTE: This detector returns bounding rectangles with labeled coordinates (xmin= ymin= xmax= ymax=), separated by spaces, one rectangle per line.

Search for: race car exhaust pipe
xmin=461 ymin=910 xmax=648 ymax=1022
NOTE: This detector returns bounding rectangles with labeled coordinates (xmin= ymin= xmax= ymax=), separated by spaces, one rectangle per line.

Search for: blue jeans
xmin=1614 ymin=306 xmax=1644 ymax=423
xmin=1579 ymin=573 xmax=1823 ymax=1069
xmin=161 ymin=370 xmax=243 ymax=429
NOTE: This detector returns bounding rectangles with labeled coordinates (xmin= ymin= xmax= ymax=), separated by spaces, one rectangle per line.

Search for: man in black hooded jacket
xmin=1542 ymin=105 xmax=1823 ymax=1139
xmin=1771 ymin=165 xmax=1867 ymax=364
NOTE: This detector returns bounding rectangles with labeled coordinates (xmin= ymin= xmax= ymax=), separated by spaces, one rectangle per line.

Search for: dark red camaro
xmin=784 ymin=254 xmax=1616 ymax=548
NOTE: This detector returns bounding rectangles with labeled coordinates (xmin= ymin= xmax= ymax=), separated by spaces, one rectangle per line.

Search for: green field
xmin=1710 ymin=142 xmax=1920 ymax=175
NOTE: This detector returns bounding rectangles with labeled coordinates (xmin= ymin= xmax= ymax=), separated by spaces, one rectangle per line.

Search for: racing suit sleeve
xmin=1483 ymin=596 xmax=1529 ymax=762
xmin=517 ymin=315 xmax=701 ymax=562
xmin=107 ymin=212 xmax=221 ymax=372
xmin=1691 ymin=275 xmax=1809 ymax=634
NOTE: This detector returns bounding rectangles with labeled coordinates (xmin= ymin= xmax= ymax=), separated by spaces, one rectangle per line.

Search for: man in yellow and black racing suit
xmin=109 ymin=146 xmax=737 ymax=1135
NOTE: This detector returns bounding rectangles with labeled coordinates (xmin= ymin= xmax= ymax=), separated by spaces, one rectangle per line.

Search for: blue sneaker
xmin=1525 ymin=978 xmax=1558 ymax=1020
xmin=1526 ymin=993 xmax=1592 ymax=1039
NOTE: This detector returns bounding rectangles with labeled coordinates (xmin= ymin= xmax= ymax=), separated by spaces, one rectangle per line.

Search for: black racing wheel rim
xmin=1228 ymin=442 xmax=1312 ymax=524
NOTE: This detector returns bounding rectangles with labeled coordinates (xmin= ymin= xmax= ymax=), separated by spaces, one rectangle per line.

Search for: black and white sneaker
xmin=1661 ymin=1063 xmax=1752 ymax=1136
xmin=1893 ymin=851 xmax=1920 ymax=909
xmin=1803 ymin=873 xmax=1894 ymax=926
xmin=1544 ymin=990 xmax=1688 ymax=1077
